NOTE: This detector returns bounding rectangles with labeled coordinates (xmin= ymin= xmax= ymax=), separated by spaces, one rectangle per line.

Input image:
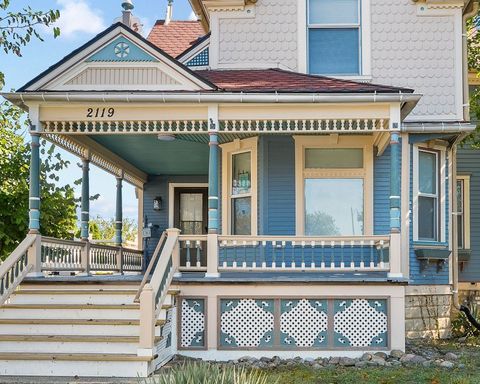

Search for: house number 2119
xmin=86 ymin=107 xmax=115 ymax=118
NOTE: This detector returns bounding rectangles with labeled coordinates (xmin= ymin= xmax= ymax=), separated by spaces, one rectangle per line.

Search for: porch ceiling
xmin=91 ymin=135 xmax=209 ymax=175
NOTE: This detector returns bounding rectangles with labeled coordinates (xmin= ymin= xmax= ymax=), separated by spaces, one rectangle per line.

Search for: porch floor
xmin=24 ymin=272 xmax=407 ymax=284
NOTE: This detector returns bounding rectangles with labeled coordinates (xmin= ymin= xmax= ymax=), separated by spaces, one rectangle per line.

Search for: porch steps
xmin=0 ymin=282 xmax=178 ymax=377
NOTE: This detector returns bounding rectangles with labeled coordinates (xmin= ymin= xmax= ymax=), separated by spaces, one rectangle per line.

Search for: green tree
xmin=0 ymin=102 xmax=77 ymax=259
xmin=305 ymin=211 xmax=340 ymax=236
xmin=467 ymin=14 xmax=480 ymax=145
xmin=77 ymin=216 xmax=138 ymax=246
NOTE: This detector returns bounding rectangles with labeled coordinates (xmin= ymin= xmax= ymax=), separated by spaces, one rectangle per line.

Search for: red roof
xmin=196 ymin=69 xmax=413 ymax=94
xmin=147 ymin=20 xmax=206 ymax=58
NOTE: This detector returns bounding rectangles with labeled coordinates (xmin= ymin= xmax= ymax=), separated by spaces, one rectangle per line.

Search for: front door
xmin=173 ymin=188 xmax=208 ymax=267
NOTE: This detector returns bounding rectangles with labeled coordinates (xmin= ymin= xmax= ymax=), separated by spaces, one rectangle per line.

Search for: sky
xmin=1 ymin=0 xmax=195 ymax=223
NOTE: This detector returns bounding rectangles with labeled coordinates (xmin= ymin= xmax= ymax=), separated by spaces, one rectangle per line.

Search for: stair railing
xmin=0 ymin=234 xmax=39 ymax=305
xmin=133 ymin=231 xmax=166 ymax=303
xmin=138 ymin=228 xmax=180 ymax=354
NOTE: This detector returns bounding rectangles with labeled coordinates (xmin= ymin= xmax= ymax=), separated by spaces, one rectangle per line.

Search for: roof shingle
xmin=147 ymin=20 xmax=206 ymax=58
xmin=196 ymin=69 xmax=414 ymax=94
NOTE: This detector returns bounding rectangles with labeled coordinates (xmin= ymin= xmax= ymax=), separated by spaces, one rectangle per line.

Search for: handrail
xmin=0 ymin=234 xmax=37 ymax=306
xmin=138 ymin=228 xmax=180 ymax=351
xmin=133 ymin=231 xmax=166 ymax=303
xmin=218 ymin=235 xmax=390 ymax=243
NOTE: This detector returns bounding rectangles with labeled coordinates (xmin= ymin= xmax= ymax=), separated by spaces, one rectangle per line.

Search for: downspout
xmin=462 ymin=0 xmax=479 ymax=121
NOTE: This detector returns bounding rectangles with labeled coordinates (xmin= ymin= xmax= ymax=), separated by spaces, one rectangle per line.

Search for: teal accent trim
xmin=81 ymin=159 xmax=90 ymax=240
xmin=87 ymin=36 xmax=158 ymax=62
xmin=29 ymin=133 xmax=41 ymax=231
xmin=208 ymin=128 xmax=219 ymax=233
xmin=413 ymin=241 xmax=448 ymax=248
xmin=115 ymin=177 xmax=123 ymax=246
xmin=415 ymin=249 xmax=451 ymax=259
xmin=186 ymin=48 xmax=209 ymax=67
xmin=409 ymin=133 xmax=456 ymax=145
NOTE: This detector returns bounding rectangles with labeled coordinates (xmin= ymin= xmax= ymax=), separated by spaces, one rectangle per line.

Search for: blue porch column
xmin=208 ymin=119 xmax=219 ymax=233
xmin=115 ymin=177 xmax=123 ymax=246
xmin=28 ymin=132 xmax=41 ymax=233
xmin=206 ymin=117 xmax=220 ymax=278
xmin=389 ymin=131 xmax=402 ymax=278
xmin=80 ymin=158 xmax=90 ymax=240
xmin=390 ymin=132 xmax=401 ymax=232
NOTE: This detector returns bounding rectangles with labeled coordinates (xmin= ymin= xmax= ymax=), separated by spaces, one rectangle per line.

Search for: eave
xmin=188 ymin=0 xmax=257 ymax=30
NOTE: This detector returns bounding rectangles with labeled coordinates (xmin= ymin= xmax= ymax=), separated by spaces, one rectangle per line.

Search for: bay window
xmin=307 ymin=0 xmax=361 ymax=75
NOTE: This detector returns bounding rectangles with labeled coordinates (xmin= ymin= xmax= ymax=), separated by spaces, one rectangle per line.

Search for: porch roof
xmin=196 ymin=69 xmax=415 ymax=94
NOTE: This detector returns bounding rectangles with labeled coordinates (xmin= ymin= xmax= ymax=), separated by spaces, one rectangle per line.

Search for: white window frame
xmin=457 ymin=175 xmax=471 ymax=250
xmin=221 ymin=137 xmax=258 ymax=235
xmin=412 ymin=144 xmax=446 ymax=243
xmin=294 ymin=135 xmax=374 ymax=236
xmin=298 ymin=0 xmax=372 ymax=79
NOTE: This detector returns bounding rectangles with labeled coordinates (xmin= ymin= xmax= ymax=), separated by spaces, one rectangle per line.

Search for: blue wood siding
xmin=374 ymin=146 xmax=391 ymax=235
xmin=458 ymin=147 xmax=480 ymax=282
xmin=143 ymin=175 xmax=207 ymax=256
xmin=259 ymin=136 xmax=296 ymax=235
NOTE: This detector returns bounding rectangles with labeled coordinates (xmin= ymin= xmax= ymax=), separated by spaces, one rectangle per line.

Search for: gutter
xmin=2 ymin=91 xmax=421 ymax=114
xmin=402 ymin=121 xmax=476 ymax=133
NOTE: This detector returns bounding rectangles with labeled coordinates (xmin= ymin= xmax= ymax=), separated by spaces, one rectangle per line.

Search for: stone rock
xmin=458 ymin=337 xmax=467 ymax=343
xmin=312 ymin=363 xmax=323 ymax=370
xmin=374 ymin=352 xmax=388 ymax=360
xmin=355 ymin=361 xmax=369 ymax=368
xmin=444 ymin=352 xmax=459 ymax=361
xmin=390 ymin=350 xmax=404 ymax=359
xmin=238 ymin=356 xmax=253 ymax=363
xmin=400 ymin=354 xmax=426 ymax=365
xmin=360 ymin=353 xmax=373 ymax=361
xmin=339 ymin=357 xmax=357 ymax=367
xmin=329 ymin=357 xmax=340 ymax=365
xmin=260 ymin=356 xmax=271 ymax=363
xmin=371 ymin=356 xmax=386 ymax=366
xmin=440 ymin=361 xmax=455 ymax=369
xmin=422 ymin=360 xmax=432 ymax=368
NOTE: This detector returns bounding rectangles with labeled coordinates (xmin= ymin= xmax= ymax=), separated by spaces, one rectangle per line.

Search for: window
xmin=307 ymin=0 xmax=361 ymax=75
xmin=456 ymin=176 xmax=471 ymax=250
xmin=221 ymin=138 xmax=258 ymax=235
xmin=413 ymin=146 xmax=446 ymax=243
xmin=295 ymin=137 xmax=373 ymax=236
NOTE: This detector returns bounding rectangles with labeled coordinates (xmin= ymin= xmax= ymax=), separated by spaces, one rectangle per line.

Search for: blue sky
xmin=2 ymin=0 xmax=194 ymax=222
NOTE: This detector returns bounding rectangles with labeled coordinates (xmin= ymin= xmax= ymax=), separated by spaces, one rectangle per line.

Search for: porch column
xmin=389 ymin=131 xmax=402 ymax=278
xmin=28 ymin=132 xmax=41 ymax=233
xmin=206 ymin=117 xmax=220 ymax=278
xmin=115 ymin=176 xmax=123 ymax=246
xmin=80 ymin=158 xmax=90 ymax=241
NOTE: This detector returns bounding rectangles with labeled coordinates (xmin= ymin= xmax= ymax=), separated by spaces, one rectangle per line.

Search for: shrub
xmin=451 ymin=302 xmax=480 ymax=338
xmin=140 ymin=361 xmax=275 ymax=384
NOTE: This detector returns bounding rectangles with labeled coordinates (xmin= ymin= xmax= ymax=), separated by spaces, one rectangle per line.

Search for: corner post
xmin=389 ymin=125 xmax=403 ymax=279
xmin=27 ymin=234 xmax=42 ymax=277
xmin=115 ymin=176 xmax=123 ymax=246
xmin=206 ymin=106 xmax=220 ymax=278
xmin=80 ymin=158 xmax=90 ymax=241
xmin=138 ymin=283 xmax=155 ymax=355
xmin=28 ymin=132 xmax=41 ymax=234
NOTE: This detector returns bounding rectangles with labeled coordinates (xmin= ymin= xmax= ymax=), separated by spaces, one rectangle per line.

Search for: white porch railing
xmin=217 ymin=235 xmax=391 ymax=272
xmin=178 ymin=234 xmax=207 ymax=272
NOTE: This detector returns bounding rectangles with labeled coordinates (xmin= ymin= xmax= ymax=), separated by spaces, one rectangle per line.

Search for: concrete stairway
xmin=0 ymin=281 xmax=178 ymax=377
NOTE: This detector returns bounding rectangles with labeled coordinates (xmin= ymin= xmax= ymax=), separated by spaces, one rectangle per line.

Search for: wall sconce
xmin=153 ymin=196 xmax=163 ymax=211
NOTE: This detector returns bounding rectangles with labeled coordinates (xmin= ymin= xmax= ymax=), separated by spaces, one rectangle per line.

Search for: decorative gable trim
xmin=19 ymin=22 xmax=215 ymax=92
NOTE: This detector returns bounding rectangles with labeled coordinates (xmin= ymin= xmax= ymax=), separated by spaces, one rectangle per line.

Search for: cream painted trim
xmin=454 ymin=8 xmax=464 ymax=121
xmin=301 ymin=0 xmax=372 ymax=77
xmin=220 ymin=137 xmax=258 ymax=235
xmin=401 ymin=133 xmax=410 ymax=278
xmin=459 ymin=282 xmax=480 ymax=290
xmin=137 ymin=187 xmax=144 ymax=250
xmin=412 ymin=144 xmax=447 ymax=243
xmin=294 ymin=135 xmax=374 ymax=236
xmin=457 ymin=175 xmax=471 ymax=250
xmin=168 ymin=183 xmax=209 ymax=228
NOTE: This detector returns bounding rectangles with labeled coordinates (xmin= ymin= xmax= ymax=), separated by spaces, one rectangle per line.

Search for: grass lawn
xmin=266 ymin=341 xmax=480 ymax=384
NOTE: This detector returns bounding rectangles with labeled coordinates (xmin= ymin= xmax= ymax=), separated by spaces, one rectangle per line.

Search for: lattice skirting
xmin=179 ymin=297 xmax=389 ymax=351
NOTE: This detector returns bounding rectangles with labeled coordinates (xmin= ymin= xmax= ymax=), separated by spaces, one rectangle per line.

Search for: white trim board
xmin=168 ymin=183 xmax=209 ymax=228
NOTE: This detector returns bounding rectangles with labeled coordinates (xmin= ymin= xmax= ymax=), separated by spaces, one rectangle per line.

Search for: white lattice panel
xmin=181 ymin=299 xmax=205 ymax=348
xmin=280 ymin=299 xmax=328 ymax=347
xmin=220 ymin=299 xmax=274 ymax=347
xmin=334 ymin=299 xmax=388 ymax=347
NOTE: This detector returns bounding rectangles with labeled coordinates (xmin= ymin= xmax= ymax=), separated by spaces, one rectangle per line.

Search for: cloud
xmin=188 ymin=10 xmax=198 ymax=21
xmin=54 ymin=0 xmax=106 ymax=38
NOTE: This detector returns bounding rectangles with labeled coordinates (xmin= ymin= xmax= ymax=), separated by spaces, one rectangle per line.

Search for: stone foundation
xmin=405 ymin=286 xmax=452 ymax=339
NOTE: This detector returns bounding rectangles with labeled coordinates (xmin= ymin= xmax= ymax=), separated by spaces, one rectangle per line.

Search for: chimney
xmin=121 ymin=0 xmax=134 ymax=28
xmin=165 ymin=0 xmax=173 ymax=25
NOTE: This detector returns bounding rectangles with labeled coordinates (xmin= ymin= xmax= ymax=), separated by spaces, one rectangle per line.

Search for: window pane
xmin=232 ymin=152 xmax=251 ymax=196
xmin=305 ymin=148 xmax=363 ymax=168
xmin=179 ymin=193 xmax=203 ymax=235
xmin=419 ymin=151 xmax=437 ymax=194
xmin=309 ymin=28 xmax=360 ymax=75
xmin=305 ymin=179 xmax=363 ymax=236
xmin=457 ymin=180 xmax=464 ymax=248
xmin=232 ymin=197 xmax=251 ymax=235
xmin=309 ymin=0 xmax=359 ymax=24
xmin=418 ymin=196 xmax=437 ymax=241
